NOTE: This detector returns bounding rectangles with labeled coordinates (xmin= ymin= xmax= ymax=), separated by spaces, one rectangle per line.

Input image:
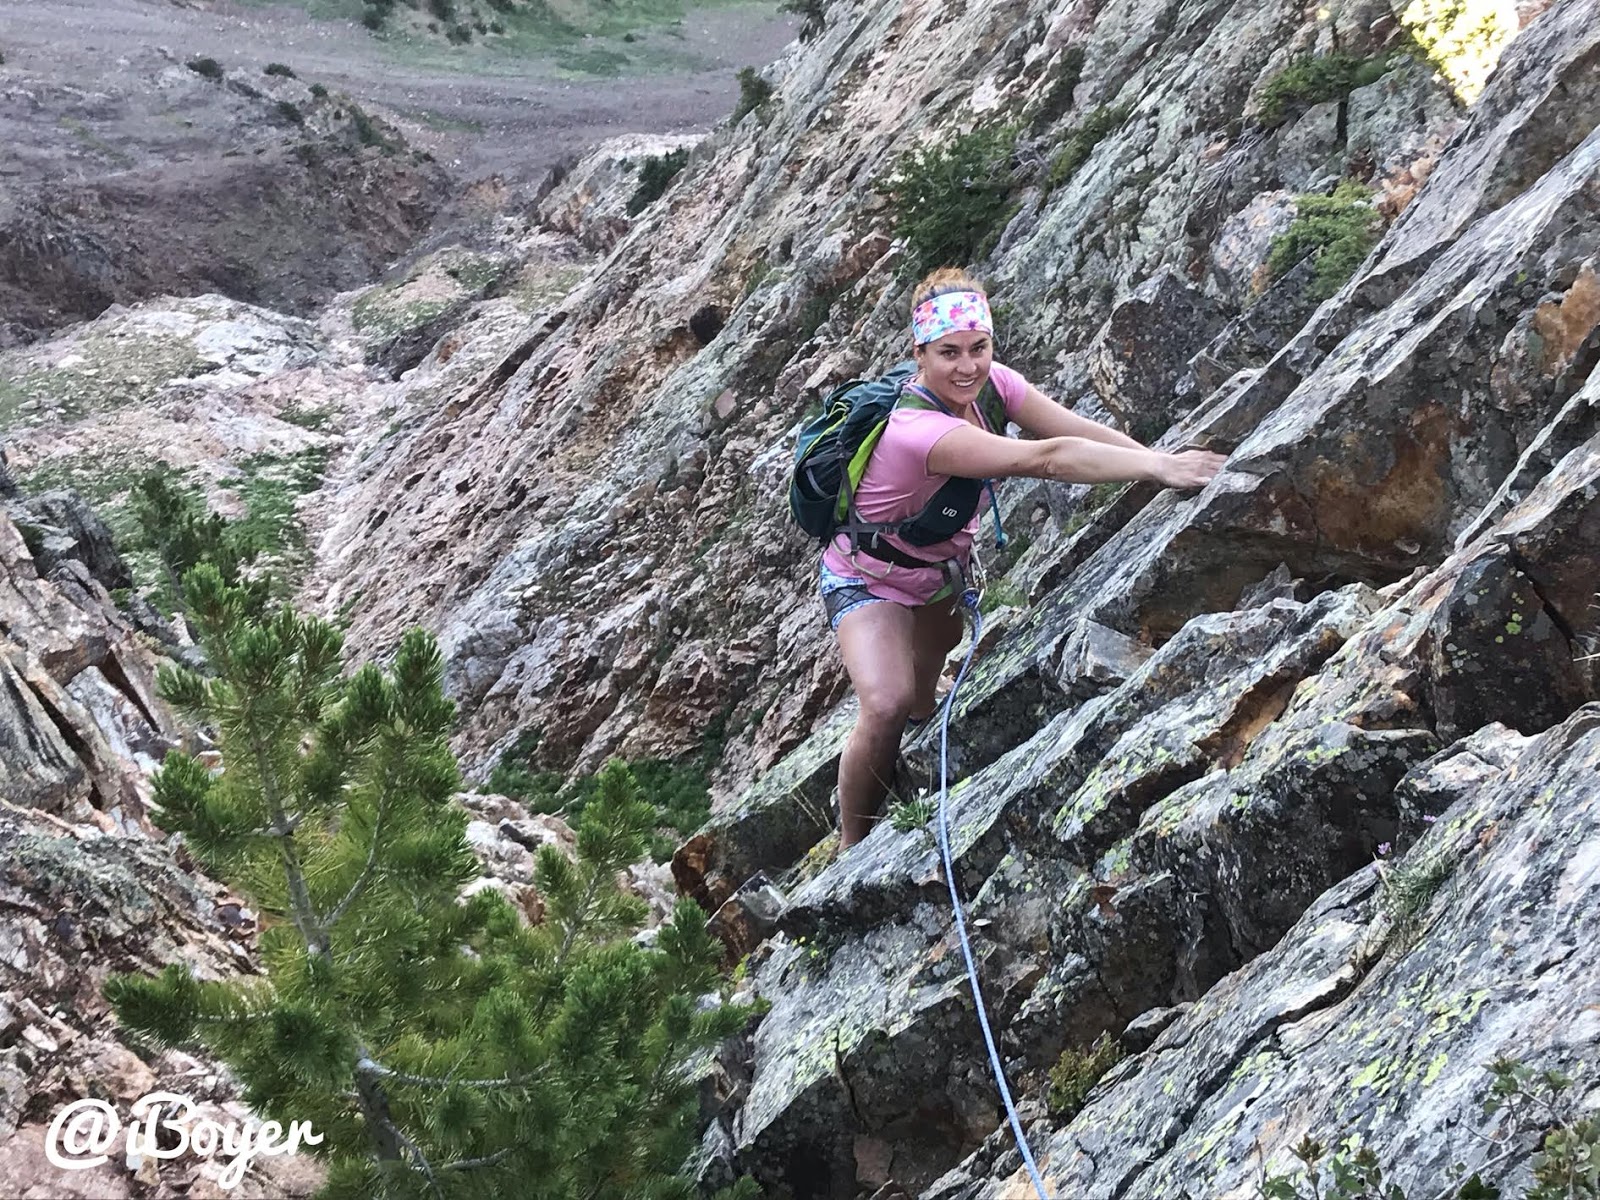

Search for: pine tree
xmin=106 ymin=564 xmax=755 ymax=1199
xmin=131 ymin=468 xmax=267 ymax=613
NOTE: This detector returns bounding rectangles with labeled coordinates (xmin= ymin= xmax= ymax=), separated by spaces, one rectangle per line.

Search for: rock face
xmin=0 ymin=506 xmax=174 ymax=828
xmin=2 ymin=0 xmax=1598 ymax=1195
xmin=0 ymin=493 xmax=324 ymax=1196
xmin=932 ymin=705 xmax=1600 ymax=1198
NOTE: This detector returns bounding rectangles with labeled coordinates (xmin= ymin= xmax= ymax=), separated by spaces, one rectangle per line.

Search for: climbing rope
xmin=935 ymin=585 xmax=1050 ymax=1200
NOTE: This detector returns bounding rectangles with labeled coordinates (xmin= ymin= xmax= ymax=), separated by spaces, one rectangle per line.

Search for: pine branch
xmin=391 ymin=1122 xmax=444 ymax=1200
xmin=322 ymin=790 xmax=390 ymax=930
xmin=353 ymin=1054 xmax=409 ymax=1167
xmin=441 ymin=1148 xmax=516 ymax=1173
xmin=248 ymin=728 xmax=329 ymax=958
xmin=554 ymin=866 xmax=608 ymax=971
xmin=360 ymin=1056 xmax=542 ymax=1091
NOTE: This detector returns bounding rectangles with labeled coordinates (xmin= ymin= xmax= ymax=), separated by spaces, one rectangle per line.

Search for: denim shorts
xmin=819 ymin=561 xmax=893 ymax=630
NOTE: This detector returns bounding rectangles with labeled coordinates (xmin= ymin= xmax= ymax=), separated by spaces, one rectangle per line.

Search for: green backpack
xmin=788 ymin=362 xmax=1007 ymax=562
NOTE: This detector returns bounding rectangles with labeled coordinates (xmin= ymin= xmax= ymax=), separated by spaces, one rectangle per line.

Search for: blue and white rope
xmin=935 ymin=589 xmax=1049 ymax=1199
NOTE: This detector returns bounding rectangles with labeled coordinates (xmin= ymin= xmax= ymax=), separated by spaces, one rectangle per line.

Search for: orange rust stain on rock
xmin=1534 ymin=265 xmax=1600 ymax=374
xmin=1305 ymin=403 xmax=1452 ymax=553
xmin=1201 ymin=674 xmax=1301 ymax=769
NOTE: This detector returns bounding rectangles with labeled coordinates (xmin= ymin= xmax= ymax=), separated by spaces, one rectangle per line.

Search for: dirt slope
xmin=0 ymin=0 xmax=795 ymax=342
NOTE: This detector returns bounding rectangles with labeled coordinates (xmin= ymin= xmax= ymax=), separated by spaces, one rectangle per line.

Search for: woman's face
xmin=914 ymin=329 xmax=993 ymax=410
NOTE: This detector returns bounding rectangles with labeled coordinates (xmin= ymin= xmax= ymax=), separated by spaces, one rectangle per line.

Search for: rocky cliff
xmin=2 ymin=0 xmax=1599 ymax=1195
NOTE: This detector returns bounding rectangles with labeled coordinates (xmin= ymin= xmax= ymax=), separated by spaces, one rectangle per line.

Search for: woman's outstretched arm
xmin=1012 ymin=383 xmax=1147 ymax=449
xmin=926 ymin=424 xmax=1225 ymax=489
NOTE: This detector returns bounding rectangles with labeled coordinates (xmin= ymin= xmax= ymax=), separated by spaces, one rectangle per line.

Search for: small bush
xmin=447 ymin=23 xmax=473 ymax=42
xmin=1045 ymin=102 xmax=1129 ymax=192
xmin=348 ymin=104 xmax=384 ymax=147
xmin=361 ymin=6 xmax=384 ymax=28
xmin=1266 ymin=180 xmax=1382 ymax=300
xmin=274 ymin=99 xmax=305 ymax=125
xmin=186 ymin=56 xmax=223 ymax=80
xmin=263 ymin=61 xmax=296 ymax=77
xmin=731 ymin=66 xmax=773 ymax=122
xmin=880 ymin=122 xmax=1018 ymax=272
xmin=1379 ymin=848 xmax=1453 ymax=947
xmin=979 ymin=578 xmax=1028 ymax=614
xmin=428 ymin=0 xmax=456 ymax=19
xmin=889 ymin=796 xmax=935 ymax=833
xmin=309 ymin=81 xmax=328 ymax=99
xmin=625 ymin=146 xmax=690 ymax=215
xmin=1261 ymin=1136 xmax=1398 ymax=1200
xmin=779 ymin=0 xmax=827 ymax=41
xmin=1047 ymin=1034 xmax=1123 ymax=1120
xmin=1257 ymin=52 xmax=1397 ymax=126
xmin=485 ymin=735 xmax=711 ymax=864
xmin=1264 ymin=1058 xmax=1600 ymax=1200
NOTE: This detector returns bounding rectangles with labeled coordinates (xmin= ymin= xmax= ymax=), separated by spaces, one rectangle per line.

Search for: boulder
xmin=8 ymin=489 xmax=132 ymax=590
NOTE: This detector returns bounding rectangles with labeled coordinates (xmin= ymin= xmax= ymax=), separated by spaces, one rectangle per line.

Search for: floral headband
xmin=912 ymin=291 xmax=994 ymax=345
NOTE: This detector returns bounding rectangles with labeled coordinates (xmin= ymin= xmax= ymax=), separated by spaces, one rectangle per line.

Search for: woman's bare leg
xmin=909 ymin=595 xmax=963 ymax=721
xmin=834 ymin=601 xmax=917 ymax=848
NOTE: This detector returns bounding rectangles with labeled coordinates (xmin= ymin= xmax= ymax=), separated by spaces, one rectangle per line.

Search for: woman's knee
xmin=856 ymin=679 xmax=918 ymax=726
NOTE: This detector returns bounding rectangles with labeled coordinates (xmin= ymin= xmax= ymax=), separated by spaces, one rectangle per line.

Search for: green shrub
xmin=428 ymin=0 xmax=456 ymax=18
xmin=360 ymin=6 xmax=384 ymax=28
xmin=186 ymin=56 xmax=223 ymax=80
xmin=880 ymin=122 xmax=1018 ymax=273
xmin=1257 ymin=52 xmax=1397 ymax=126
xmin=1047 ymin=1033 xmax=1123 ymax=1120
xmin=309 ymin=81 xmax=328 ymax=98
xmin=1045 ymin=102 xmax=1129 ymax=192
xmin=625 ymin=146 xmax=690 ymax=215
xmin=1261 ymin=1136 xmax=1398 ymax=1200
xmin=780 ymin=0 xmax=827 ymax=41
xmin=447 ymin=22 xmax=473 ymax=42
xmin=889 ymin=796 xmax=935 ymax=833
xmin=486 ymin=735 xmax=711 ymax=864
xmin=263 ymin=61 xmax=296 ymax=77
xmin=796 ymin=281 xmax=847 ymax=342
xmin=731 ymin=66 xmax=773 ymax=122
xmin=1379 ymin=848 xmax=1453 ymax=948
xmin=979 ymin=578 xmax=1028 ymax=614
xmin=274 ymin=99 xmax=305 ymax=126
xmin=348 ymin=103 xmax=385 ymax=147
xmin=105 ymin=571 xmax=754 ymax=1198
xmin=130 ymin=468 xmax=268 ymax=615
xmin=1266 ymin=180 xmax=1382 ymax=300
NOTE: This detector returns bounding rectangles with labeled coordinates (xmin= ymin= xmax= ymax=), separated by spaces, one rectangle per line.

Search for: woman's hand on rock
xmin=1152 ymin=449 xmax=1227 ymax=490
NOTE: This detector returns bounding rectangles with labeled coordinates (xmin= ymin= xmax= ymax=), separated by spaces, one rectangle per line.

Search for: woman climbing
xmin=821 ymin=268 xmax=1226 ymax=848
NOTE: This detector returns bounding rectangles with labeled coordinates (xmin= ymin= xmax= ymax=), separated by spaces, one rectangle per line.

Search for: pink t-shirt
xmin=820 ymin=361 xmax=1030 ymax=605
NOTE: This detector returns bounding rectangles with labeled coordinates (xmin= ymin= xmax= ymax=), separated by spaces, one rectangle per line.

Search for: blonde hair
xmin=910 ymin=268 xmax=988 ymax=315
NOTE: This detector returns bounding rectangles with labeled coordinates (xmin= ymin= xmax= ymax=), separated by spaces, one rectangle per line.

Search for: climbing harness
xmin=935 ymin=577 xmax=1050 ymax=1200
